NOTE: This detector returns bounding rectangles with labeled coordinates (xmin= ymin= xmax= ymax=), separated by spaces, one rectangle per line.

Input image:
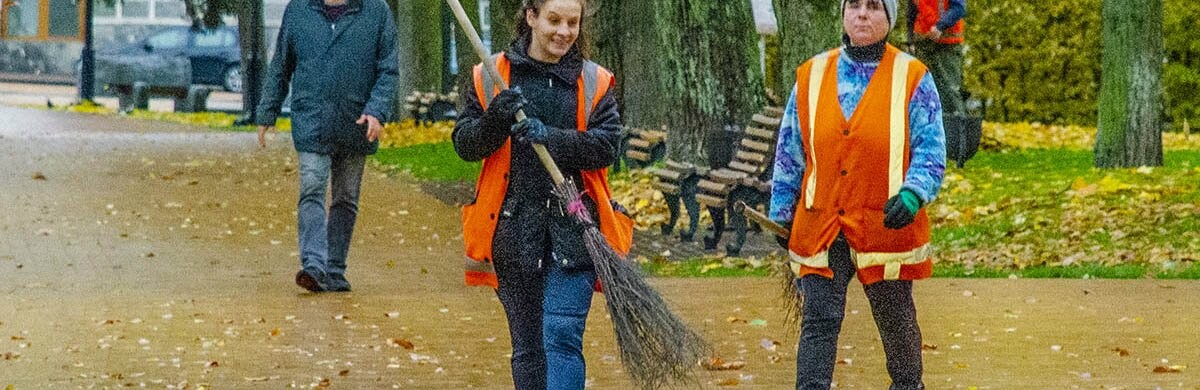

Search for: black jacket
xmin=452 ymin=37 xmax=623 ymax=270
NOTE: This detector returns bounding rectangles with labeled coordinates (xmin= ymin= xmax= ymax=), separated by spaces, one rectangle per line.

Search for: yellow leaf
xmin=1096 ymin=175 xmax=1133 ymax=193
xmin=699 ymin=262 xmax=722 ymax=274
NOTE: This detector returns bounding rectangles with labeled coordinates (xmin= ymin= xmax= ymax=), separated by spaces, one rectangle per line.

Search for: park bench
xmin=622 ymin=127 xmax=667 ymax=170
xmin=97 ymin=55 xmax=212 ymax=113
xmin=648 ymin=107 xmax=783 ymax=253
xmin=693 ymin=107 xmax=783 ymax=255
xmin=403 ymin=89 xmax=459 ymax=123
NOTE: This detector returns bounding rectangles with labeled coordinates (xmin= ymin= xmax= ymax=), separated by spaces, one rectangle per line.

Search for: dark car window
xmin=193 ymin=29 xmax=233 ymax=49
xmin=147 ymin=29 xmax=187 ymax=50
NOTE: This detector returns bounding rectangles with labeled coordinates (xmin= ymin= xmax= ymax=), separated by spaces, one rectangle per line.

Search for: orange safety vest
xmin=461 ymin=53 xmax=633 ymax=288
xmin=913 ymin=0 xmax=965 ymax=45
xmin=787 ymin=45 xmax=933 ymax=285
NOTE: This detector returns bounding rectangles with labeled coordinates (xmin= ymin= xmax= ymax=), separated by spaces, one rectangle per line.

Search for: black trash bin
xmin=944 ymin=114 xmax=982 ymax=168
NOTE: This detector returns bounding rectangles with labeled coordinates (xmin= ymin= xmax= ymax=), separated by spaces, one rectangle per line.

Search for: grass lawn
xmin=372 ymin=142 xmax=481 ymax=182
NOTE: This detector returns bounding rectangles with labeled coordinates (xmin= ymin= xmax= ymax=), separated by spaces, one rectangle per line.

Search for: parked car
xmin=80 ymin=26 xmax=243 ymax=93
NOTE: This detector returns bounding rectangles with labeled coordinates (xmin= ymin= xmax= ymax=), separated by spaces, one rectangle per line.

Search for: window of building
xmin=3 ymin=0 xmax=40 ymax=37
xmin=1 ymin=0 xmax=86 ymax=40
xmin=154 ymin=1 xmax=185 ymax=20
xmin=120 ymin=0 xmax=149 ymax=18
xmin=48 ymin=0 xmax=79 ymax=37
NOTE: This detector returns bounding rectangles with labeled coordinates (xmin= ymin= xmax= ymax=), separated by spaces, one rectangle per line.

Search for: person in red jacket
xmin=908 ymin=0 xmax=967 ymax=118
xmin=452 ymin=0 xmax=630 ymax=389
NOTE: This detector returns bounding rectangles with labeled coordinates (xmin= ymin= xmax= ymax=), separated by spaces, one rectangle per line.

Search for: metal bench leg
xmin=703 ymin=206 xmax=725 ymax=251
xmin=679 ymin=178 xmax=700 ymax=242
xmin=661 ymin=193 xmax=681 ymax=236
xmin=725 ymin=188 xmax=756 ymax=256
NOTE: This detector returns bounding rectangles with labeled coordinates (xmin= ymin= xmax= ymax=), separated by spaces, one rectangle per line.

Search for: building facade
xmin=0 ymin=0 xmax=289 ymax=83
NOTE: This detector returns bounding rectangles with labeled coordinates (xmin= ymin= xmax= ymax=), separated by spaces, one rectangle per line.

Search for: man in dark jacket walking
xmin=256 ymin=0 xmax=398 ymax=292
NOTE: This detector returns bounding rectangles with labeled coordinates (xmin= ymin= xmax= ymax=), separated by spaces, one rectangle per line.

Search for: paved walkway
xmin=0 ymin=105 xmax=1197 ymax=388
xmin=0 ymin=82 xmax=243 ymax=112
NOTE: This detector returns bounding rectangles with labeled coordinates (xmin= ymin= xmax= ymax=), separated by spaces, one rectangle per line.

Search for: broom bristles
xmin=555 ymin=179 xmax=709 ymax=390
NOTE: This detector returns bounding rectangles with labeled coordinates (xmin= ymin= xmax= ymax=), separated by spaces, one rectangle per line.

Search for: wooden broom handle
xmin=445 ymin=0 xmax=567 ymax=185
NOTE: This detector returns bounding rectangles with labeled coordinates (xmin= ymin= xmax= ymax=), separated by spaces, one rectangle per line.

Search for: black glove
xmin=774 ymin=221 xmax=792 ymax=250
xmin=511 ymin=117 xmax=549 ymax=145
xmin=481 ymin=87 xmax=525 ymax=132
xmin=883 ymin=189 xmax=920 ymax=230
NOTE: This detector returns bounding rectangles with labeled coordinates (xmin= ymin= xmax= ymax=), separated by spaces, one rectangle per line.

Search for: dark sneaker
xmin=295 ymin=269 xmax=325 ymax=292
xmin=327 ymin=274 xmax=352 ymax=292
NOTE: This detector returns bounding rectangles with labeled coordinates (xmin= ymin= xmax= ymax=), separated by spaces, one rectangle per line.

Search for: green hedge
xmin=961 ymin=0 xmax=1197 ymax=127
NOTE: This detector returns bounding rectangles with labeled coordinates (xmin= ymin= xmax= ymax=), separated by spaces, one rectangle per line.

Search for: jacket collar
xmin=307 ymin=0 xmax=363 ymax=13
xmin=506 ymin=35 xmax=584 ymax=87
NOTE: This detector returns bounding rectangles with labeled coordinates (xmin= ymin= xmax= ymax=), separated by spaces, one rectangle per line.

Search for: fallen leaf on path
xmin=31 ymin=172 xmax=46 ymax=180
xmin=338 ymin=369 xmax=350 ymax=376
xmin=387 ymin=338 xmax=414 ymax=350
xmin=1153 ymin=365 xmax=1185 ymax=373
xmin=1112 ymin=347 xmax=1130 ymax=357
xmin=922 ymin=343 xmax=938 ymax=350
xmin=701 ymin=357 xmax=745 ymax=371
xmin=715 ymin=378 xmax=739 ymax=386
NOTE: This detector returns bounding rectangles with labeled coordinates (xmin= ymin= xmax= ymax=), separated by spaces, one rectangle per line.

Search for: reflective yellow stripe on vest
xmin=788 ymin=244 xmax=931 ymax=280
xmin=804 ymin=50 xmax=834 ymax=210
xmin=889 ymin=53 xmax=914 ymax=197
xmin=855 ymin=244 xmax=932 ymax=280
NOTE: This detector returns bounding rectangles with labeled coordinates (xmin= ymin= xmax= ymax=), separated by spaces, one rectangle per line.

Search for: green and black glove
xmin=883 ymin=189 xmax=921 ymax=230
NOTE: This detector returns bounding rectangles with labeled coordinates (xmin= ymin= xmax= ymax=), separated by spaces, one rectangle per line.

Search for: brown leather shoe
xmin=295 ymin=269 xmax=324 ymax=292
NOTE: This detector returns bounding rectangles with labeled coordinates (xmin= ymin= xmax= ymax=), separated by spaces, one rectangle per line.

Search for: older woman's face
xmin=525 ymin=0 xmax=582 ymax=63
xmin=843 ymin=0 xmax=890 ymax=46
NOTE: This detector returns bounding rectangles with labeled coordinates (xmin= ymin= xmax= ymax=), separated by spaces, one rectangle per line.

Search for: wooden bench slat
xmin=744 ymin=126 xmax=777 ymax=141
xmin=697 ymin=193 xmax=728 ymax=208
xmin=625 ymin=150 xmax=651 ymax=162
xmin=653 ymin=182 xmax=680 ymax=195
xmin=665 ymin=160 xmax=696 ymax=175
xmin=627 ymin=138 xmax=653 ymax=149
xmin=729 ymin=161 xmax=760 ymax=174
xmin=740 ymin=138 xmax=773 ymax=154
xmin=707 ymin=168 xmax=748 ymax=184
xmin=753 ymin=114 xmax=782 ymax=128
xmin=742 ymin=177 xmax=773 ymax=193
xmin=698 ymin=179 xmax=732 ymax=195
xmin=631 ymin=129 xmax=667 ymax=142
xmin=763 ymin=106 xmax=784 ymax=117
xmin=651 ymin=168 xmax=683 ymax=181
xmin=736 ymin=150 xmax=768 ymax=164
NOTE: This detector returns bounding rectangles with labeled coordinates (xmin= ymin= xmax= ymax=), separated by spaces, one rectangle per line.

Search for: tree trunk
xmin=610 ymin=0 xmax=765 ymax=166
xmin=238 ymin=0 xmax=266 ymax=121
xmin=400 ymin=0 xmax=443 ymax=93
xmin=453 ymin=0 xmax=481 ymax=97
xmin=1095 ymin=0 xmax=1164 ymax=168
xmin=588 ymin=0 xmax=624 ymax=115
xmin=772 ymin=0 xmax=840 ymax=99
xmin=391 ymin=0 xmax=417 ymax=119
xmin=489 ymin=0 xmax=521 ymax=54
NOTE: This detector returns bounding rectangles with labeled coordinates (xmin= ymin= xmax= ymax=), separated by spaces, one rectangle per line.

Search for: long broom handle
xmin=445 ymin=0 xmax=568 ymax=186
xmin=734 ymin=201 xmax=790 ymax=237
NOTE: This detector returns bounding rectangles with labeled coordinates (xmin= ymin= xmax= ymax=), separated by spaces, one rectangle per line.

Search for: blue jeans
xmin=495 ymin=256 xmax=595 ymax=390
xmin=796 ymin=236 xmax=924 ymax=390
xmin=297 ymin=152 xmax=365 ymax=279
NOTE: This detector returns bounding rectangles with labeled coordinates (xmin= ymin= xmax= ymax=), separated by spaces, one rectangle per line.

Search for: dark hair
xmin=514 ymin=0 xmax=589 ymax=57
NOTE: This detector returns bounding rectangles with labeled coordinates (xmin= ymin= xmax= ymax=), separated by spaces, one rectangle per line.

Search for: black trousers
xmin=795 ymin=236 xmax=925 ymax=390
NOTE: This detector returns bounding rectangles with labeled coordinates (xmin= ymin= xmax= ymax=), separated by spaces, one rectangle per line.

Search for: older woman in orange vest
xmin=452 ymin=0 xmax=630 ymax=389
xmin=770 ymin=0 xmax=946 ymax=388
